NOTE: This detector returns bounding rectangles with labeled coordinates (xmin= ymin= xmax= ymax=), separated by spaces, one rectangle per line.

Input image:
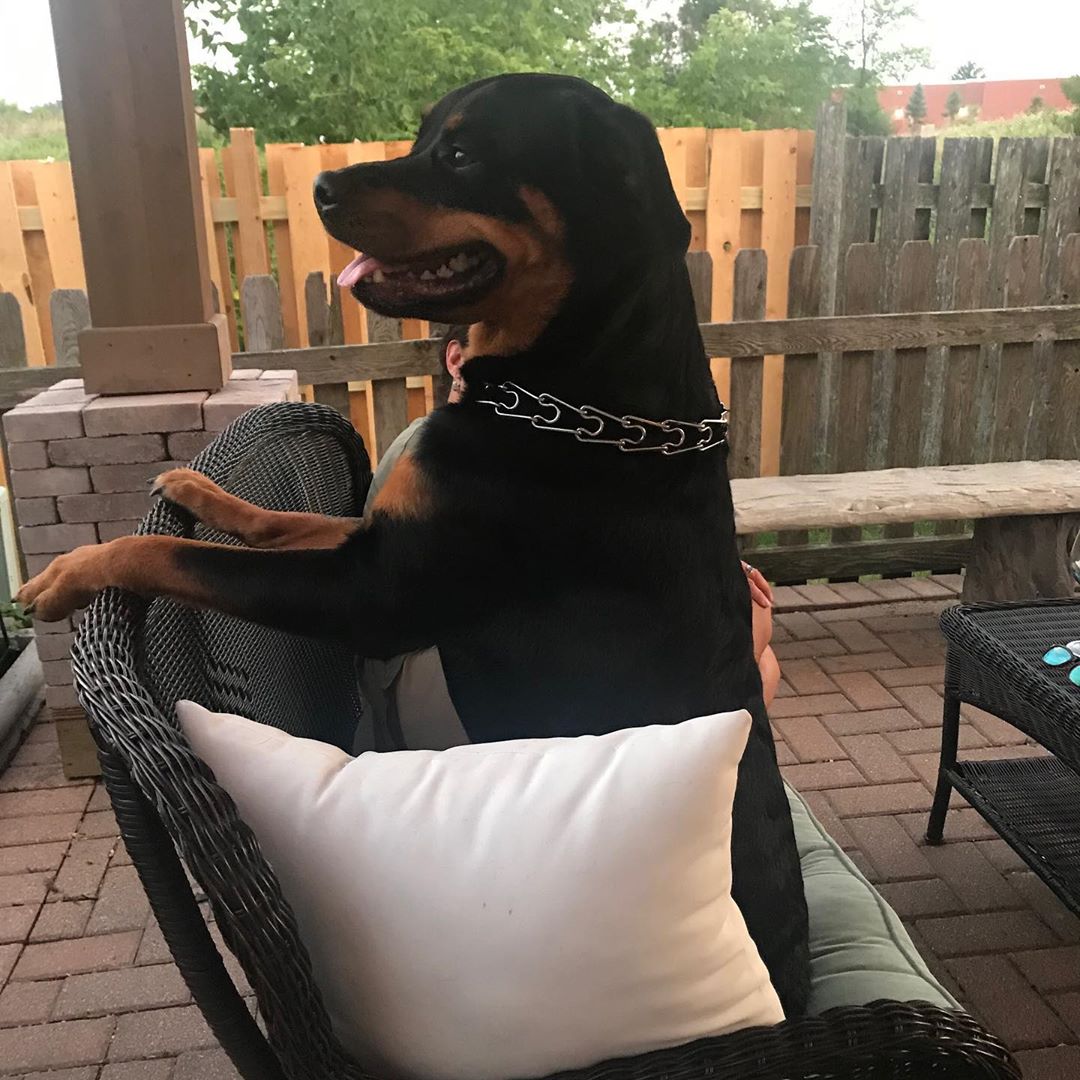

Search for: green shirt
xmin=355 ymin=415 xmax=468 ymax=752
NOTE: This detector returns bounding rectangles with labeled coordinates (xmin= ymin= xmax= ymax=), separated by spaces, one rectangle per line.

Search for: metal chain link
xmin=476 ymin=381 xmax=729 ymax=454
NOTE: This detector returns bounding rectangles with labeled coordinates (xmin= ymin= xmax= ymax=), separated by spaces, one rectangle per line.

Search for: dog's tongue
xmin=338 ymin=253 xmax=383 ymax=288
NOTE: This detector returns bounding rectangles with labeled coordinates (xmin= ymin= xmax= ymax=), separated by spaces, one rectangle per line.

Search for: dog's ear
xmin=580 ymin=100 xmax=691 ymax=255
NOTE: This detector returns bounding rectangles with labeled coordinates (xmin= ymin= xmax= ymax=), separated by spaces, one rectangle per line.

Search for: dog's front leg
xmin=17 ymin=534 xmax=362 ymax=637
xmin=151 ymin=468 xmax=361 ymax=550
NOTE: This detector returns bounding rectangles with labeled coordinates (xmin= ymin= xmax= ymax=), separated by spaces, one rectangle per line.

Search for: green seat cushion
xmin=786 ymin=784 xmax=958 ymax=1013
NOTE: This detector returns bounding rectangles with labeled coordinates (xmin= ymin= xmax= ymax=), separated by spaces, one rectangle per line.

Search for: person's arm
xmin=743 ymin=562 xmax=781 ymax=707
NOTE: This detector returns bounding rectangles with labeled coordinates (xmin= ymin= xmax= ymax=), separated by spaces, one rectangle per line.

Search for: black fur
xmin=188 ymin=74 xmax=811 ymax=1014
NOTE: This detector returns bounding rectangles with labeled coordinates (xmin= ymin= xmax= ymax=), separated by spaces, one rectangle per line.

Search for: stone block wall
xmin=3 ymin=370 xmax=300 ymax=713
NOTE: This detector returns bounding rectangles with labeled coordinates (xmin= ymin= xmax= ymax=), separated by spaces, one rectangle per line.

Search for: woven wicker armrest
xmin=72 ymin=403 xmax=1018 ymax=1080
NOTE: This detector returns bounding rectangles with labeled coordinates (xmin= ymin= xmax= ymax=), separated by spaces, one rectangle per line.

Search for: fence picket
xmin=305 ymin=272 xmax=330 ymax=348
xmin=223 ymin=128 xmax=270 ymax=283
xmin=685 ymin=251 xmax=713 ymax=323
xmin=924 ymin=139 xmax=993 ymax=468
xmin=50 ymin=289 xmax=91 ymax=368
xmin=878 ymin=138 xmax=932 ymax=306
xmin=993 ymin=235 xmax=1044 ymax=462
xmin=265 ymin=143 xmax=303 ymax=348
xmin=1049 ymin=233 xmax=1080 ymax=460
xmin=778 ymin=244 xmax=821 ymax=547
xmin=883 ymin=240 xmax=934 ymax=542
xmin=887 ymin=240 xmax=935 ymax=467
xmin=8 ymin=164 xmax=52 ymax=366
xmin=838 ymin=137 xmax=885 ymax=299
xmin=833 ymin=243 xmax=883 ymax=544
xmin=320 ymin=143 xmax=367 ymax=345
xmin=940 ymin=239 xmax=991 ymax=467
xmin=282 ymin=145 xmax=332 ymax=352
xmin=367 ymin=311 xmax=410 ymax=465
xmin=0 ymin=292 xmax=27 ymax=368
xmin=728 ymin=249 xmax=766 ymax=480
xmin=1043 ymin=138 xmax=1080 ymax=299
xmin=197 ymin=148 xmax=237 ymax=350
xmin=0 ymin=163 xmax=44 ymax=366
xmin=32 ymin=161 xmax=85 ymax=291
xmin=704 ymin=129 xmax=742 ymax=322
xmin=240 ymin=276 xmax=284 ymax=353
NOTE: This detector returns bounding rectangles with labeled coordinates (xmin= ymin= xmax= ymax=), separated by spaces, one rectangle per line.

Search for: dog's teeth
xmin=436 ymin=264 xmax=454 ymax=279
xmin=466 ymin=255 xmax=481 ymax=268
xmin=371 ymin=269 xmax=386 ymax=283
xmin=449 ymin=253 xmax=470 ymax=272
xmin=421 ymin=270 xmax=436 ymax=281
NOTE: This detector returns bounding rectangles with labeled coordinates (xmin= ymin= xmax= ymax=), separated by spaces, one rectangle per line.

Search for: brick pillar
xmin=3 ymin=369 xmax=299 ymax=775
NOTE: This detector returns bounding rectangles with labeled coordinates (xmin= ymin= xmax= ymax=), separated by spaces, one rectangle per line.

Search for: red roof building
xmin=878 ymin=78 xmax=1072 ymax=132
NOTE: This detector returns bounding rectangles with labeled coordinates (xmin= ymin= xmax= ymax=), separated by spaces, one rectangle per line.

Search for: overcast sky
xmin=3 ymin=0 xmax=1078 ymax=110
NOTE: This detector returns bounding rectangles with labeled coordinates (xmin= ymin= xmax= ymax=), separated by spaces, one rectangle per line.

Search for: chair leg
xmin=926 ymin=692 xmax=960 ymax=845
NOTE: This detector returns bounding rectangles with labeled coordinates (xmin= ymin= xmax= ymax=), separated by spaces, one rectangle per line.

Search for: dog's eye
xmin=449 ymin=145 xmax=474 ymax=169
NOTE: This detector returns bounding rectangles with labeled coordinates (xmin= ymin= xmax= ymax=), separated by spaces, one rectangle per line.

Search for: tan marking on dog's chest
xmin=370 ymin=454 xmax=431 ymax=520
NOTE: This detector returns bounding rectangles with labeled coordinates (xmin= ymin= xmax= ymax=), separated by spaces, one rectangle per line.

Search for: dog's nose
xmin=313 ymin=171 xmax=340 ymax=211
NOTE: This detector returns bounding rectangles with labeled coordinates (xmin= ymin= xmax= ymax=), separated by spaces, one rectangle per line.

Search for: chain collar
xmin=474 ymin=381 xmax=729 ymax=455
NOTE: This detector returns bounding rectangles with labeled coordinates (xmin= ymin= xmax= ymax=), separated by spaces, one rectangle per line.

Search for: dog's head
xmin=315 ymin=74 xmax=689 ymax=354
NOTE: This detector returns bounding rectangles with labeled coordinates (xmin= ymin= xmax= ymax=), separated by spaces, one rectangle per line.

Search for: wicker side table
xmin=930 ymin=599 xmax=1080 ymax=916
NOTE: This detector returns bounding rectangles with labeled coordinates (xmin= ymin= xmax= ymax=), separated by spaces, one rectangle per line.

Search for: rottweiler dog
xmin=19 ymin=73 xmax=810 ymax=1014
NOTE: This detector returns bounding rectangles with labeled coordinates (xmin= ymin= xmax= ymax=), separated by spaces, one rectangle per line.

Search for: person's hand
xmin=742 ymin=562 xmax=773 ymax=608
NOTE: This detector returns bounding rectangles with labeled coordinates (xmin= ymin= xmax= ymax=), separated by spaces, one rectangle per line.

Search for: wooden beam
xmin=702 ymin=304 xmax=1080 ymax=358
xmin=748 ymin=534 xmax=970 ymax=585
xmin=243 ymin=340 xmax=444 ymax=383
xmin=49 ymin=0 xmax=229 ymax=393
xmin=732 ymin=460 xmax=1080 ymax=534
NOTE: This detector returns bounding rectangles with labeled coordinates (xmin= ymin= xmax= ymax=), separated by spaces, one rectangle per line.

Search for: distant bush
xmin=0 ymin=100 xmax=225 ymax=161
xmin=941 ymin=110 xmax=1074 ymax=140
xmin=0 ymin=101 xmax=68 ymax=160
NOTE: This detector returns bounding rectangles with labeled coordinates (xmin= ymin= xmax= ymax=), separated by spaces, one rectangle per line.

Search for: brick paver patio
xmin=1 ymin=577 xmax=1079 ymax=1078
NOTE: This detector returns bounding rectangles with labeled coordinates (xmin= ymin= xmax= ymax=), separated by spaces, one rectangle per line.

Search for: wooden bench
xmin=732 ymin=460 xmax=1080 ymax=602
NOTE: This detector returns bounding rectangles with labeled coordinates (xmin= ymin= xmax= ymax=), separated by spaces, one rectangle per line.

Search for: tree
xmin=843 ymin=82 xmax=891 ymax=136
xmin=628 ymin=2 xmax=844 ymax=129
xmin=944 ymin=89 xmax=962 ymax=123
xmin=905 ymin=83 xmax=927 ymax=131
xmin=951 ymin=61 xmax=985 ymax=81
xmin=847 ymin=1 xmax=929 ymax=85
xmin=186 ymin=0 xmax=632 ymax=143
xmin=1063 ymin=75 xmax=1080 ymax=135
xmin=1027 ymin=96 xmax=1045 ymax=114
xmin=838 ymin=1 xmax=928 ymax=135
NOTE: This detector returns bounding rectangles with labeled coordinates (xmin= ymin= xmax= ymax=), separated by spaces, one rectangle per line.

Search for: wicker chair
xmin=70 ymin=402 xmax=1020 ymax=1080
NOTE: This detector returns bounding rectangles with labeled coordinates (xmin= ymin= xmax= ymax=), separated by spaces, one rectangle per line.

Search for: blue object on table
xmin=1041 ymin=640 xmax=1080 ymax=685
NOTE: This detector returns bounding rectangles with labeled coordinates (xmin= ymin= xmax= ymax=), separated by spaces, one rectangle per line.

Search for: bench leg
xmin=962 ymin=513 xmax=1080 ymax=603
xmin=926 ymin=691 xmax=960 ymax=845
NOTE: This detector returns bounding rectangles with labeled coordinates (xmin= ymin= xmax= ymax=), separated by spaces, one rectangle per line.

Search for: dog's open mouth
xmin=337 ymin=242 xmax=504 ymax=309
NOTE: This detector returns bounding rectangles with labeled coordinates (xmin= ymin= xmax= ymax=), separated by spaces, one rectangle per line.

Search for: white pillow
xmin=177 ymin=702 xmax=782 ymax=1080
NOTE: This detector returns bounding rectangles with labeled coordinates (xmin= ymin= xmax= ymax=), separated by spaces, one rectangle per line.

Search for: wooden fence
xmin=2 ymin=110 xmax=1080 ymax=485
xmin=1 ymin=230 xmax=1077 ymax=580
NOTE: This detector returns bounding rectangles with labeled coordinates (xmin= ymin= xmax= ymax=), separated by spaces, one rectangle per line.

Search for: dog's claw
xmin=150 ymin=483 xmax=164 ymax=499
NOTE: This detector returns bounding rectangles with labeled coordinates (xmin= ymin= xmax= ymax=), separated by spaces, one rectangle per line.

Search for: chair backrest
xmin=72 ymin=402 xmax=372 ymax=1080
xmin=140 ymin=413 xmax=366 ymax=746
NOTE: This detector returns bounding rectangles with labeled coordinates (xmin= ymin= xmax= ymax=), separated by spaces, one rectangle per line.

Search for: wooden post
xmin=49 ymin=0 xmax=231 ymax=394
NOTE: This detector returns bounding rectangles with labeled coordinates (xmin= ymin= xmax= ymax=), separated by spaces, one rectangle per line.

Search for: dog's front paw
xmin=17 ymin=546 xmax=106 ymax=622
xmin=151 ymin=468 xmax=226 ymax=518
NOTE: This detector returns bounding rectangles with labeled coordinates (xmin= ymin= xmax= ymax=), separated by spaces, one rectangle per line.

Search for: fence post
xmin=0 ymin=292 xmax=28 ymax=369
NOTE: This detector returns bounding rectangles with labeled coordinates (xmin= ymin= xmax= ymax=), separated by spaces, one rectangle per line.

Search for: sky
xmin=2 ymin=0 xmax=1079 ymax=111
